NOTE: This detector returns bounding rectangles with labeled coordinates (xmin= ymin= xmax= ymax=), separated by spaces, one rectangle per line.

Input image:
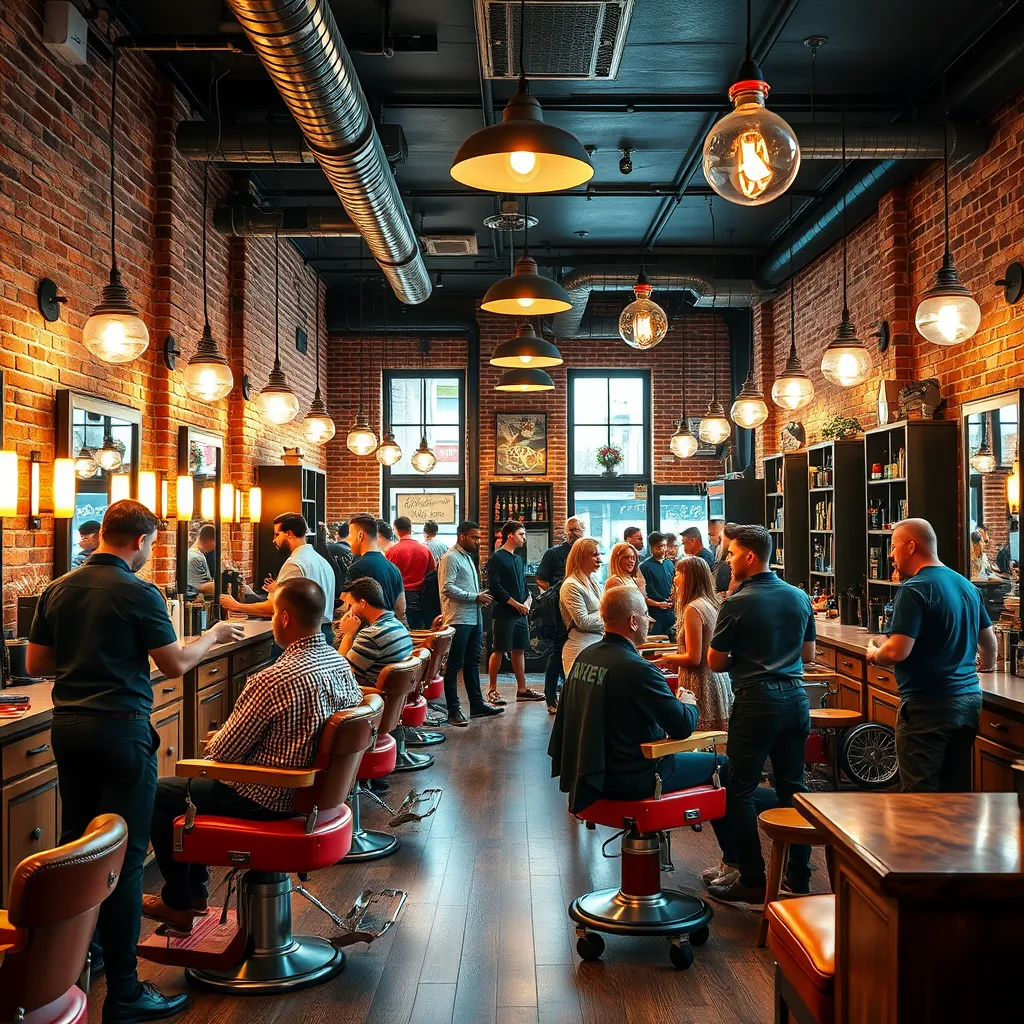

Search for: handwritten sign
xmin=396 ymin=492 xmax=457 ymax=525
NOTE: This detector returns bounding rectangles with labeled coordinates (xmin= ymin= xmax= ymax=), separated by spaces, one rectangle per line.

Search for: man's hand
xmin=338 ymin=611 xmax=362 ymax=636
xmin=523 ymin=594 xmax=533 ymax=612
xmin=514 ymin=600 xmax=530 ymax=615
xmin=677 ymin=688 xmax=698 ymax=706
xmin=219 ymin=594 xmax=242 ymax=614
xmin=210 ymin=621 xmax=246 ymax=645
xmin=866 ymin=640 xmax=879 ymax=664
xmin=263 ymin=577 xmax=279 ymax=595
xmin=476 ymin=592 xmax=494 ymax=607
xmin=657 ymin=600 xmax=672 ymax=610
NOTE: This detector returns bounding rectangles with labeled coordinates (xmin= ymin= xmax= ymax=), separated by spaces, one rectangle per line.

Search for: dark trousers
xmin=649 ymin=609 xmax=676 ymax=639
xmin=896 ymin=692 xmax=982 ymax=792
xmin=405 ymin=589 xmax=427 ymax=630
xmin=51 ymin=714 xmax=158 ymax=1000
xmin=725 ymin=682 xmax=811 ymax=889
xmin=444 ymin=622 xmax=486 ymax=715
xmin=544 ymin=638 xmax=565 ymax=706
xmin=150 ymin=778 xmax=292 ymax=911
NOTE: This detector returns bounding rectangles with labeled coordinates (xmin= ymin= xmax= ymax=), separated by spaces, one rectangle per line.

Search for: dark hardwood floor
xmin=88 ymin=676 xmax=829 ymax=1024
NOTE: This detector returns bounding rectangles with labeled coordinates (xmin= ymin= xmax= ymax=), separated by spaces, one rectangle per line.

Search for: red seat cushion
xmin=173 ymin=804 xmax=352 ymax=874
xmin=664 ymin=672 xmax=679 ymax=690
xmin=767 ymin=894 xmax=836 ymax=1024
xmin=401 ymin=695 xmax=428 ymax=728
xmin=22 ymin=986 xmax=87 ymax=1024
xmin=357 ymin=732 xmax=397 ymax=780
xmin=577 ymin=784 xmax=726 ymax=831
xmin=424 ymin=675 xmax=444 ymax=700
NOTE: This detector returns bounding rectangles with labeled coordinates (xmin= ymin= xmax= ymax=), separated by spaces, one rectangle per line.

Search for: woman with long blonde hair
xmin=604 ymin=541 xmax=647 ymax=595
xmin=660 ymin=556 xmax=732 ymax=730
xmin=559 ymin=537 xmax=605 ymax=679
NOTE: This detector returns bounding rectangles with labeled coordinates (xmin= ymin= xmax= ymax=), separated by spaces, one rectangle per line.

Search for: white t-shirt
xmin=277 ymin=543 xmax=337 ymax=624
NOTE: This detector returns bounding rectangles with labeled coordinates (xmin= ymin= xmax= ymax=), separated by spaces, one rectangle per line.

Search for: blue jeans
xmin=725 ymin=681 xmax=811 ymax=888
xmin=544 ymin=638 xmax=565 ymax=706
xmin=444 ymin=622 xmax=486 ymax=715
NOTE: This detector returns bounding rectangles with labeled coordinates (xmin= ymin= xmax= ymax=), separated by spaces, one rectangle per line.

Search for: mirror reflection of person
xmin=187 ymin=524 xmax=217 ymax=595
xmin=70 ymin=519 xmax=100 ymax=569
xmin=970 ymin=531 xmax=997 ymax=580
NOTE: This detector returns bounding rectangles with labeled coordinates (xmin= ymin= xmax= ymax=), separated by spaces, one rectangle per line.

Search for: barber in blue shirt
xmin=639 ymin=531 xmax=675 ymax=638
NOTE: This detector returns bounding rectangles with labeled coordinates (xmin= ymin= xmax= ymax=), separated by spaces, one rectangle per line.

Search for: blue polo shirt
xmin=887 ymin=564 xmax=990 ymax=701
xmin=710 ymin=571 xmax=815 ymax=691
xmin=639 ymin=556 xmax=673 ymax=604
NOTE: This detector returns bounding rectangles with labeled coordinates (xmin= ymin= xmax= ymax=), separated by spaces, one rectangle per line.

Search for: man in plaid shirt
xmin=145 ymin=576 xmax=362 ymax=934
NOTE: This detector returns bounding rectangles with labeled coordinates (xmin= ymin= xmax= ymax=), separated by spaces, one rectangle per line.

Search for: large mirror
xmin=962 ymin=390 xmax=1020 ymax=624
xmin=54 ymin=390 xmax=141 ymax=577
xmin=176 ymin=426 xmax=223 ymax=603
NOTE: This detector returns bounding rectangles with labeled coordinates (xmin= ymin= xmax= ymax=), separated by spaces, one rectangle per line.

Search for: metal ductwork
xmin=213 ymin=204 xmax=360 ymax=236
xmin=176 ymin=120 xmax=314 ymax=164
xmin=550 ymin=267 xmax=761 ymax=338
xmin=798 ymin=123 xmax=987 ymax=164
xmin=224 ymin=0 xmax=431 ymax=304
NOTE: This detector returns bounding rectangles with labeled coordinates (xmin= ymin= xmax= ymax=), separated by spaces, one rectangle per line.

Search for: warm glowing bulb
xmin=53 ymin=459 xmax=75 ymax=519
xmin=771 ymin=374 xmax=815 ymax=411
xmin=915 ymin=290 xmax=982 ymax=347
xmin=248 ymin=487 xmax=262 ymax=523
xmin=937 ymin=305 xmax=963 ymax=342
xmin=74 ymin=449 xmax=97 ymax=479
xmin=110 ymin=474 xmax=131 ymax=503
xmin=176 ymin=476 xmax=194 ymax=519
xmin=519 ymin=354 xmax=532 ymax=364
xmin=303 ymin=414 xmax=337 ymax=445
xmin=634 ymin=313 xmax=653 ymax=345
xmin=516 ymin=297 xmax=535 ymax=309
xmin=29 ymin=460 xmax=40 ymax=518
xmin=375 ymin=437 xmax=403 ymax=466
xmin=698 ymin=415 xmax=732 ymax=445
xmin=138 ymin=471 xmax=158 ymax=515
xmin=83 ymin=312 xmax=150 ymax=364
xmin=183 ymin=362 xmax=234 ymax=403
xmin=257 ymin=390 xmax=300 ymax=426
xmin=736 ymin=130 xmax=774 ymax=200
xmin=200 ymin=485 xmax=215 ymax=521
xmin=1008 ymin=463 xmax=1020 ymax=515
xmin=508 ymin=150 xmax=538 ymax=180
xmin=0 ymin=452 xmax=17 ymax=517
xmin=346 ymin=425 xmax=379 ymax=457
xmin=731 ymin=395 xmax=769 ymax=429
xmin=220 ymin=483 xmax=235 ymax=523
xmin=670 ymin=429 xmax=699 ymax=460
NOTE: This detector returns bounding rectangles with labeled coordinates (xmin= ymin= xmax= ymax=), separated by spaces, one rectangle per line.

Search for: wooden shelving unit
xmin=254 ymin=464 xmax=326 ymax=582
xmin=488 ymin=482 xmax=554 ymax=578
xmin=763 ymin=451 xmax=809 ymax=590
xmin=705 ymin=476 xmax=766 ymax=525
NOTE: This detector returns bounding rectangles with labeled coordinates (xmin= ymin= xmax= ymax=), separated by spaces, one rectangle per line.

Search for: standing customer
xmin=26 ymin=500 xmax=244 ymax=1023
xmin=714 ymin=522 xmax=740 ymax=596
xmin=422 ymin=520 xmax=449 ymax=563
xmin=559 ymin=538 xmax=605 ymax=677
xmin=624 ymin=526 xmax=645 ymax=558
xmin=665 ymin=533 xmax=680 ymax=561
xmin=640 ymin=532 xmax=675 ymax=638
xmin=536 ymin=516 xmax=585 ymax=713
xmin=708 ymin=519 xmax=725 ymax=561
xmin=345 ymin=514 xmax=407 ymax=622
xmin=387 ymin=516 xmax=435 ymax=628
xmin=706 ymin=525 xmax=815 ymax=908
xmin=867 ymin=518 xmax=996 ymax=792
xmin=436 ymin=521 xmax=503 ymax=725
xmin=604 ymin=541 xmax=647 ymax=595
xmin=680 ymin=527 xmax=716 ymax=569
xmin=487 ymin=520 xmax=545 ymax=702
xmin=661 ymin=557 xmax=733 ymax=730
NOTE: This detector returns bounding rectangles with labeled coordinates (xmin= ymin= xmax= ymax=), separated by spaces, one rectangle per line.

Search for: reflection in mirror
xmin=177 ymin=427 xmax=222 ymax=601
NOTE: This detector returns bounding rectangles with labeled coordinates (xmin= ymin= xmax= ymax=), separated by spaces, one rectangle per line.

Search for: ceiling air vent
xmin=422 ymin=234 xmax=479 ymax=256
xmin=476 ymin=1 xmax=633 ymax=80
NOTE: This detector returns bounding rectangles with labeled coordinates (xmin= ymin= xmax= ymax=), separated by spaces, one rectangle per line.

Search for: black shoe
xmin=447 ymin=710 xmax=468 ymax=727
xmin=470 ymin=704 xmax=505 ymax=718
xmin=706 ymin=879 xmax=767 ymax=911
xmin=369 ymin=777 xmax=391 ymax=794
xmin=784 ymin=876 xmax=811 ymax=896
xmin=102 ymin=982 xmax=189 ymax=1023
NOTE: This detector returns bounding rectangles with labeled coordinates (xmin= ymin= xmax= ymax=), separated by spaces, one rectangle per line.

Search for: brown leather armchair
xmin=0 ymin=813 xmax=128 ymax=1024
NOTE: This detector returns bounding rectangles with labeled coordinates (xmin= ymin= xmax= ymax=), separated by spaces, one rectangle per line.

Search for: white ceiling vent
xmin=422 ymin=234 xmax=479 ymax=256
xmin=475 ymin=1 xmax=633 ymax=80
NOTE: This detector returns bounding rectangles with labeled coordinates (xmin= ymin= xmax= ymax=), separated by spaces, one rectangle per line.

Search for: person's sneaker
xmin=470 ymin=704 xmax=505 ymax=718
xmin=706 ymin=878 xmax=767 ymax=911
xmin=102 ymin=981 xmax=189 ymax=1023
xmin=141 ymin=895 xmax=195 ymax=935
xmin=516 ymin=688 xmax=546 ymax=702
xmin=700 ymin=863 xmax=739 ymax=887
xmin=369 ymin=777 xmax=391 ymax=794
xmin=547 ymin=703 xmax=557 ymax=715
xmin=447 ymin=709 xmax=468 ymax=727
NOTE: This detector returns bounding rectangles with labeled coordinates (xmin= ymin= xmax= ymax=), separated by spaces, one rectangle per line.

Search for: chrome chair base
xmin=343 ymin=827 xmax=400 ymax=861
xmin=405 ymin=727 xmax=446 ymax=747
xmin=569 ymin=887 xmax=711 ymax=937
xmin=393 ymin=748 xmax=434 ymax=772
xmin=187 ymin=936 xmax=344 ymax=994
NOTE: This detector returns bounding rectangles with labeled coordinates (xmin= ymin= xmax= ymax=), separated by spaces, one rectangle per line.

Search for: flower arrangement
xmin=596 ymin=443 xmax=624 ymax=472
xmin=821 ymin=415 xmax=862 ymax=441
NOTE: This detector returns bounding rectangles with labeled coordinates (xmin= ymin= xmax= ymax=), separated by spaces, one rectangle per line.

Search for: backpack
xmin=530 ymin=578 xmax=568 ymax=644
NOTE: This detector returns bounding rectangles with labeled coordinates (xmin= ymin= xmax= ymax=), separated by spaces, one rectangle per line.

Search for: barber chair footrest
xmin=389 ymin=787 xmax=442 ymax=827
xmin=137 ymin=908 xmax=245 ymax=971
xmin=393 ymin=748 xmax=435 ymax=772
xmin=569 ymin=887 xmax=712 ymax=938
xmin=333 ymin=887 xmax=409 ymax=947
xmin=186 ymin=935 xmax=345 ymax=994
xmin=343 ymin=828 xmax=401 ymax=861
xmin=408 ymin=725 xmax=447 ymax=743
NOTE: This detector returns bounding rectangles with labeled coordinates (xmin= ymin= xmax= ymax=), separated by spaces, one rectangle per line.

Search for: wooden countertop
xmin=0 ymin=622 xmax=274 ymax=742
xmin=813 ymin=617 xmax=1024 ymax=715
xmin=796 ymin=791 xmax=1024 ymax=900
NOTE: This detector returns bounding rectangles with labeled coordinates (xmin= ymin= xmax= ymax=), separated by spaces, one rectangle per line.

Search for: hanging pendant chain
xmin=942 ymin=70 xmax=951 ymax=258
xmin=273 ymin=221 xmax=280 ymax=362
xmin=789 ymin=193 xmax=797 ymax=360
xmin=708 ymin=196 xmax=718 ymax=401
xmin=109 ymin=44 xmax=118 ymax=273
xmin=841 ymin=106 xmax=849 ymax=315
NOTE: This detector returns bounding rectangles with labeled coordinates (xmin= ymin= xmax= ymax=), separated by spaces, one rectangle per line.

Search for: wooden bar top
xmin=796 ymin=791 xmax=1024 ymax=900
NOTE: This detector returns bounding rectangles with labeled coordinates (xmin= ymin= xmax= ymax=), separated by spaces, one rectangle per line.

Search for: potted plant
xmin=821 ymin=415 xmax=862 ymax=442
xmin=596 ymin=443 xmax=624 ymax=478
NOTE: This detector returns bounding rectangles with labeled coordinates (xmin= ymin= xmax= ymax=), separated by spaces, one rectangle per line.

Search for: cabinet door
xmin=195 ymin=684 xmax=229 ymax=751
xmin=972 ymin=735 xmax=1020 ymax=792
xmin=839 ymin=678 xmax=863 ymax=715
xmin=151 ymin=700 xmax=184 ymax=780
xmin=2 ymin=765 xmax=60 ymax=900
xmin=867 ymin=685 xmax=899 ymax=728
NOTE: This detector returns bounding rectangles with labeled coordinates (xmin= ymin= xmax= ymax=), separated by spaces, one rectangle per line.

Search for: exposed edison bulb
xmin=916 ymin=295 xmax=982 ymax=346
xmin=731 ymin=394 xmax=769 ymax=429
xmin=619 ymin=279 xmax=668 ymax=349
xmin=736 ymin=130 xmax=774 ymax=200
xmin=83 ymin=312 xmax=150 ymax=364
xmin=375 ymin=433 xmax=403 ymax=466
xmin=516 ymin=297 xmax=535 ymax=309
xmin=634 ymin=313 xmax=654 ymax=346
xmin=507 ymin=150 xmax=538 ymax=183
xmin=256 ymin=389 xmax=300 ymax=426
xmin=183 ymin=361 xmax=233 ymax=403
xmin=698 ymin=408 xmax=732 ymax=445
xmin=303 ymin=412 xmax=336 ymax=445
xmin=821 ymin=347 xmax=870 ymax=388
xmin=771 ymin=374 xmax=815 ymax=411
xmin=346 ymin=422 xmax=378 ymax=457
xmin=670 ymin=423 xmax=699 ymax=459
xmin=410 ymin=439 xmax=437 ymax=473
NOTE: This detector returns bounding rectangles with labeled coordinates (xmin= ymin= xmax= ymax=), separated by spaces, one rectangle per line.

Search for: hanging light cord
xmin=201 ymin=66 xmax=226 ymax=332
xmin=788 ymin=193 xmax=797 ymax=359
xmin=273 ymin=219 xmax=280 ymax=364
xmin=841 ymin=106 xmax=849 ymax=317
xmin=108 ymin=42 xmax=118 ymax=275
xmin=708 ymin=195 xmax=718 ymax=402
xmin=518 ymin=0 xmax=527 ymax=86
xmin=314 ymin=237 xmax=321 ymax=396
xmin=941 ymin=71 xmax=950 ymax=259
xmin=679 ymin=313 xmax=687 ymax=421
xmin=745 ymin=0 xmax=752 ymax=62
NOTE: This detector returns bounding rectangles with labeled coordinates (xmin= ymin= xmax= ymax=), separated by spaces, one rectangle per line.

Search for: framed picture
xmin=495 ymin=412 xmax=547 ymax=475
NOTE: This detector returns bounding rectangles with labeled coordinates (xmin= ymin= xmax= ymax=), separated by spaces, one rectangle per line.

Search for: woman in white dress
xmin=603 ymin=542 xmax=647 ymax=596
xmin=559 ymin=538 xmax=605 ymax=677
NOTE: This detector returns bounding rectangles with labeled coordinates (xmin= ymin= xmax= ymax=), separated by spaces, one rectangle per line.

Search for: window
xmin=655 ymin=488 xmax=708 ymax=542
xmin=573 ymin=489 xmax=649 ymax=582
xmin=569 ymin=372 xmax=649 ymax=478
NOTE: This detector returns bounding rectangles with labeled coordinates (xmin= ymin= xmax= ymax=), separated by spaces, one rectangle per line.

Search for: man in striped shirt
xmin=335 ymin=576 xmax=414 ymax=686
xmin=145 ymin=577 xmax=362 ymax=934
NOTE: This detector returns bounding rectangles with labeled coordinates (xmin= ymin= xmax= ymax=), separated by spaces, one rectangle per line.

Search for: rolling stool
xmin=756 ymin=808 xmax=834 ymax=947
xmin=766 ymin=894 xmax=836 ymax=1024
xmin=407 ymin=627 xmax=455 ymax=746
xmin=809 ymin=708 xmax=863 ymax=790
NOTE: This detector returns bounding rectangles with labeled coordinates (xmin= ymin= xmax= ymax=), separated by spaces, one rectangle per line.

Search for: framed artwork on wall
xmin=495 ymin=412 xmax=547 ymax=475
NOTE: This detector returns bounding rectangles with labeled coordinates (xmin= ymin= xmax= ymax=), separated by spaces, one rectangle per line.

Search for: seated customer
xmin=186 ymin=524 xmax=217 ymax=596
xmin=146 ymin=577 xmax=362 ymax=933
xmin=335 ymin=576 xmax=414 ymax=687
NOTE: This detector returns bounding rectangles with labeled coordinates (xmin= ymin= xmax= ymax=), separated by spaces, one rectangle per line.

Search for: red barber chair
xmin=406 ymin=626 xmax=455 ymax=747
xmin=345 ymin=654 xmax=442 ymax=860
xmin=394 ymin=648 xmax=435 ymax=771
xmin=137 ymin=695 xmax=407 ymax=994
xmin=0 ymin=813 xmax=127 ymax=1024
xmin=569 ymin=730 xmax=727 ymax=970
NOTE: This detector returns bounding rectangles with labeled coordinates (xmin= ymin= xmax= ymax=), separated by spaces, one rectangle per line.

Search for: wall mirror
xmin=176 ymin=426 xmax=223 ymax=602
xmin=962 ymin=389 xmax=1020 ymax=622
xmin=54 ymin=390 xmax=141 ymax=577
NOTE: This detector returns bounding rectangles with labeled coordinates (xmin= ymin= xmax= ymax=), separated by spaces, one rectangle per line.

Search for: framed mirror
xmin=54 ymin=390 xmax=142 ymax=577
xmin=962 ymin=390 xmax=1020 ymax=623
xmin=176 ymin=426 xmax=223 ymax=605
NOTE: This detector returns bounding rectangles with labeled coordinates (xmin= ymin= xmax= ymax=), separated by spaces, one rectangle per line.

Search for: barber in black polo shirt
xmin=27 ymin=501 xmax=243 ymax=1024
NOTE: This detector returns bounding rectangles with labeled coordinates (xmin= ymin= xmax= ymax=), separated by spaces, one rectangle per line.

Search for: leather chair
xmin=137 ymin=695 xmax=394 ymax=995
xmin=406 ymin=626 xmax=455 ymax=746
xmin=0 ymin=813 xmax=127 ymax=1024
xmin=567 ymin=730 xmax=727 ymax=970
xmin=393 ymin=648 xmax=435 ymax=771
xmin=766 ymin=894 xmax=835 ymax=1024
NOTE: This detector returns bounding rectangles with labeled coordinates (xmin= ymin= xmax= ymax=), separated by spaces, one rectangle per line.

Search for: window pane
xmin=573 ymin=425 xmax=609 ymax=475
xmin=389 ymin=425 xmax=460 ymax=476
xmin=572 ymin=490 xmax=648 ymax=583
xmin=610 ymin=377 xmax=644 ymax=424
xmin=999 ymin=404 xmax=1018 ymax=465
xmin=429 ymin=379 xmax=460 ymax=424
xmin=658 ymin=492 xmax=708 ymax=541
xmin=388 ymin=487 xmax=461 ymax=550
xmin=609 ymin=424 xmax=645 ymax=475
xmin=573 ymin=377 xmax=608 ymax=424
xmin=390 ymin=377 xmax=422 ymax=426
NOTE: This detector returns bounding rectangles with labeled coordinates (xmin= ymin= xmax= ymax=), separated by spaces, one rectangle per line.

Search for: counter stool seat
xmin=766 ymin=894 xmax=835 ymax=1024
xmin=808 ymin=708 xmax=863 ymax=727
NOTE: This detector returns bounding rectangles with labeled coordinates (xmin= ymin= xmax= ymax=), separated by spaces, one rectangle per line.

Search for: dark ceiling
xmin=117 ymin=0 xmax=1022 ymax=307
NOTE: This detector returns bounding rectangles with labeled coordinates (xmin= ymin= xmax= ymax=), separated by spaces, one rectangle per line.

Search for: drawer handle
xmin=989 ymin=721 xmax=1007 ymax=731
xmin=207 ymin=667 xmax=220 ymax=676
xmin=26 ymin=744 xmax=50 ymax=756
xmin=161 ymin=686 xmax=177 ymax=694
xmin=30 ymin=828 xmax=42 ymax=841
xmin=166 ymin=747 xmax=175 ymax=756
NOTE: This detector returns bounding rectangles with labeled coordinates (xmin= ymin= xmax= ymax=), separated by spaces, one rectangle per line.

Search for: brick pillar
xmin=753 ymin=301 xmax=777 ymax=470
xmin=876 ymin=186 xmax=914 ymax=384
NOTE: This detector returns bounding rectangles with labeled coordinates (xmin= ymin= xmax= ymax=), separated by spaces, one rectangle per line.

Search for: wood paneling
xmin=151 ymin=701 xmax=184 ymax=780
xmin=230 ymin=640 xmax=273 ymax=677
xmin=196 ymin=658 xmax=229 ymax=689
xmin=972 ymin=735 xmax=1019 ymax=792
xmin=865 ymin=664 xmax=897 ymax=695
xmin=151 ymin=676 xmax=184 ymax=709
xmin=815 ymin=643 xmax=837 ymax=670
xmin=978 ymin=706 xmax=1024 ymax=750
xmin=838 ymin=678 xmax=863 ymax=715
xmin=196 ymin=684 xmax=229 ymax=741
xmin=866 ymin=685 xmax=898 ymax=728
xmin=836 ymin=652 xmax=865 ymax=683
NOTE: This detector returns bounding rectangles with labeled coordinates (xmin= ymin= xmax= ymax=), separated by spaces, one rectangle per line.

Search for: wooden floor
xmin=88 ymin=676 xmax=828 ymax=1024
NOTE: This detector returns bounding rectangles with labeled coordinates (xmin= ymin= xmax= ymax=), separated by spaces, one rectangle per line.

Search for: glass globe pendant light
xmin=376 ymin=293 xmax=402 ymax=465
xmin=95 ymin=435 xmax=123 ymax=473
xmin=410 ymin=378 xmax=436 ymax=472
xmin=449 ymin=0 xmax=593 ymax=195
xmin=490 ymin=321 xmax=563 ymax=368
xmin=772 ymin=196 xmax=815 ymax=411
xmin=670 ymin=318 xmax=699 ymax=458
xmin=731 ymin=369 xmax=769 ymax=429
xmin=698 ymin=199 xmax=732 ymax=446
xmin=302 ymin=263 xmax=336 ymax=445
xmin=256 ymin=226 xmax=300 ymax=426
xmin=971 ymin=416 xmax=996 ymax=474
xmin=619 ymin=274 xmax=669 ymax=349
xmin=702 ymin=0 xmax=800 ymax=207
xmin=83 ymin=46 xmax=149 ymax=364
xmin=74 ymin=446 xmax=98 ymax=479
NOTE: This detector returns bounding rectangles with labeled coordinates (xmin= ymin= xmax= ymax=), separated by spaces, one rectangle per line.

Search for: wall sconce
xmin=248 ymin=486 xmax=261 ymax=524
xmin=37 ymin=278 xmax=68 ymax=323
xmin=220 ymin=483 xmax=236 ymax=524
xmin=0 ymin=450 xmax=17 ymax=517
xmin=138 ymin=471 xmax=158 ymax=515
xmin=53 ymin=459 xmax=75 ymax=519
xmin=176 ymin=475 xmax=194 ymax=519
xmin=200 ymin=485 xmax=215 ymax=522
xmin=110 ymin=473 xmax=131 ymax=503
xmin=996 ymin=263 xmax=1024 ymax=305
xmin=161 ymin=478 xmax=169 ymax=519
xmin=29 ymin=451 xmax=41 ymax=529
xmin=234 ymin=487 xmax=243 ymax=524
xmin=1009 ymin=461 xmax=1020 ymax=515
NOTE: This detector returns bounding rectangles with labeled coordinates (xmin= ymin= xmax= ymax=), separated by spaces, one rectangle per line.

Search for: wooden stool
xmin=809 ymin=708 xmax=863 ymax=790
xmin=756 ymin=807 xmax=833 ymax=947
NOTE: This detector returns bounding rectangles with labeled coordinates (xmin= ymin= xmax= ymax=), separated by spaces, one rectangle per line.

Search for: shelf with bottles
xmin=490 ymin=485 xmax=551 ymax=527
xmin=763 ymin=450 xmax=808 ymax=589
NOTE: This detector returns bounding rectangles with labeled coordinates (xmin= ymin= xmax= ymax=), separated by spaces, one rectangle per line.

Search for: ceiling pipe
xmin=213 ymin=205 xmax=360 ymax=236
xmin=224 ymin=0 xmax=431 ymax=304
xmin=798 ymin=122 xmax=987 ymax=162
xmin=176 ymin=120 xmax=315 ymax=164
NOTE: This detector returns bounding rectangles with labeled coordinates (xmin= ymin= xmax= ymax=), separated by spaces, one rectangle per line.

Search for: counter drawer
xmin=231 ymin=640 xmax=273 ymax=676
xmin=2 ymin=764 xmax=60 ymax=901
xmin=152 ymin=676 xmax=184 ymax=709
xmin=197 ymin=658 xmax=229 ymax=689
xmin=2 ymin=728 xmax=54 ymax=782
xmin=836 ymin=651 xmax=865 ymax=682
xmin=865 ymin=664 xmax=897 ymax=695
xmin=814 ymin=644 xmax=837 ymax=670
xmin=978 ymin=707 xmax=1024 ymax=752
xmin=867 ymin=685 xmax=899 ymax=729
xmin=972 ymin=735 xmax=1019 ymax=792
xmin=151 ymin=700 xmax=184 ymax=780
xmin=838 ymin=677 xmax=863 ymax=715
xmin=196 ymin=683 xmax=229 ymax=742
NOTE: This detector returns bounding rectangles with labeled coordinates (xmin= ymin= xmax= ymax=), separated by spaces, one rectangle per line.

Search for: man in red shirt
xmin=387 ymin=516 xmax=435 ymax=629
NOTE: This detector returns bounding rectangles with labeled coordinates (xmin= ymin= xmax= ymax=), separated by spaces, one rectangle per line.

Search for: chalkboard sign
xmin=396 ymin=491 xmax=457 ymax=525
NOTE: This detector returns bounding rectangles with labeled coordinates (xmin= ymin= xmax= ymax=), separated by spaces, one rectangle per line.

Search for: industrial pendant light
xmin=772 ymin=197 xmax=815 ymax=411
xmin=671 ymin=318 xmax=699 ymax=459
xmin=971 ymin=415 xmax=996 ymax=474
xmin=74 ymin=446 xmax=98 ymax=479
xmin=619 ymin=273 xmax=669 ymax=349
xmin=820 ymin=111 xmax=870 ymax=387
xmin=256 ymin=225 xmax=300 ymax=426
xmin=346 ymin=282 xmax=378 ymax=455
xmin=915 ymin=75 xmax=981 ymax=346
xmin=702 ymin=0 xmax=800 ymax=207
xmin=494 ymin=366 xmax=555 ymax=392
xmin=449 ymin=0 xmax=593 ymax=194
xmin=490 ymin=321 xmax=563 ymax=368
xmin=410 ymin=377 xmax=436 ymax=473
xmin=95 ymin=434 xmax=123 ymax=473
xmin=302 ymin=271 xmax=336 ymax=445
xmin=731 ymin=325 xmax=769 ymax=429
xmin=376 ymin=295 xmax=403 ymax=466
xmin=83 ymin=45 xmax=149 ymax=364
xmin=698 ymin=200 xmax=732 ymax=446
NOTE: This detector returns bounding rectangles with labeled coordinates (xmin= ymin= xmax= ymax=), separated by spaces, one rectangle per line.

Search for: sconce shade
xmin=53 ymin=459 xmax=75 ymax=519
xmin=0 ymin=451 xmax=18 ymax=517
xmin=248 ymin=487 xmax=262 ymax=523
xmin=176 ymin=475 xmax=194 ymax=519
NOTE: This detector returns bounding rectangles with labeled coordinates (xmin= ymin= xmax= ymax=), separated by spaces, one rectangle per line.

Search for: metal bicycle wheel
xmin=840 ymin=721 xmax=899 ymax=789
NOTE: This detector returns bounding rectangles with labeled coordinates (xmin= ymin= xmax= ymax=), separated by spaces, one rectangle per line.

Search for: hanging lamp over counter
xmin=302 ymin=249 xmax=336 ymax=445
xmin=256 ymin=225 xmax=299 ymax=426
xmin=376 ymin=293 xmax=403 ymax=466
xmin=772 ymin=197 xmax=815 ymax=411
xmin=698 ymin=198 xmax=732 ymax=446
